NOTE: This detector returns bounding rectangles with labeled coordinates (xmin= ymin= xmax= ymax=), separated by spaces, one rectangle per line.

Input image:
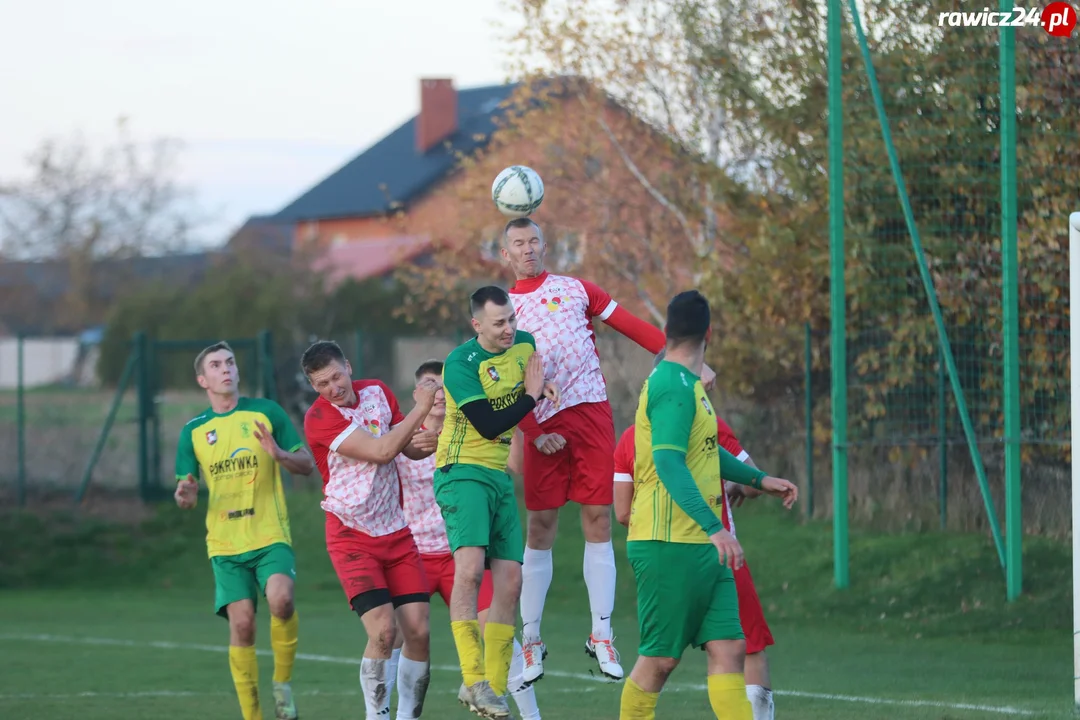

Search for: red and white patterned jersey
xmin=394 ymin=446 xmax=449 ymax=555
xmin=304 ymin=380 xmax=408 ymax=537
xmin=509 ymin=272 xmax=617 ymax=423
xmin=614 ymin=417 xmax=749 ymax=537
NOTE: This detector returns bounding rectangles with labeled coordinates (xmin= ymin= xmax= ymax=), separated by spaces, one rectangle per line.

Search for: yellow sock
xmin=483 ymin=622 xmax=516 ymax=696
xmin=271 ymin=611 xmax=299 ymax=683
xmin=450 ymin=620 xmax=485 ymax=686
xmin=708 ymin=672 xmax=753 ymax=720
xmin=619 ymin=677 xmax=660 ymax=719
xmin=228 ymin=645 xmax=261 ymax=720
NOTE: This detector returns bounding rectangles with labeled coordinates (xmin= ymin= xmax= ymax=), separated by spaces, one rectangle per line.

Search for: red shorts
xmin=421 ymin=553 xmax=494 ymax=612
xmin=523 ymin=400 xmax=616 ymax=511
xmin=325 ymin=513 xmax=428 ymax=605
xmin=735 ymin=560 xmax=775 ymax=655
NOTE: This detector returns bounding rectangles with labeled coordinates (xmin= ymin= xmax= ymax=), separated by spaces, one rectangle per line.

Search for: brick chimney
xmin=416 ymin=78 xmax=457 ymax=153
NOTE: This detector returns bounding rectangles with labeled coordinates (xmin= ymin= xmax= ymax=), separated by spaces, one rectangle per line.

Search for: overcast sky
xmin=0 ymin=0 xmax=518 ymax=245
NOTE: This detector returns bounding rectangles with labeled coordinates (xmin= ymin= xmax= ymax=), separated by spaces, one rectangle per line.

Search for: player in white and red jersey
xmin=386 ymin=359 xmax=543 ymax=720
xmin=300 ymin=340 xmax=439 ymax=720
xmin=501 ymin=217 xmax=717 ymax=683
xmin=613 ymin=416 xmax=777 ymax=720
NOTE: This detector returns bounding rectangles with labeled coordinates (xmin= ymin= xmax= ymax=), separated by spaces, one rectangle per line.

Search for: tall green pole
xmin=16 ymin=334 xmax=26 ymax=507
xmin=805 ymin=322 xmax=815 ymax=519
xmin=938 ymin=347 xmax=948 ymax=530
xmin=1000 ymin=3 xmax=1021 ymax=601
xmin=135 ymin=332 xmax=151 ymax=501
xmin=828 ymin=0 xmax=849 ymax=589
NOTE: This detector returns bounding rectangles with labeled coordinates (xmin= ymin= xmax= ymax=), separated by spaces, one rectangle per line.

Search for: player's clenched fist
xmin=413 ymin=377 xmax=440 ymax=407
xmin=175 ymin=475 xmax=198 ymax=509
xmin=760 ymin=476 xmax=799 ymax=509
xmin=533 ymin=432 xmax=566 ymax=455
xmin=709 ymin=528 xmax=744 ymax=570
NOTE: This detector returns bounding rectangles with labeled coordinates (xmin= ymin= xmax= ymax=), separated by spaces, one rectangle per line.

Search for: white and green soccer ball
xmin=491 ymin=165 xmax=544 ymax=218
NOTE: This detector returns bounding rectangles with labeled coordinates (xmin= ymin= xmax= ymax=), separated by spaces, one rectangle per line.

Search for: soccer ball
xmin=491 ymin=165 xmax=544 ymax=218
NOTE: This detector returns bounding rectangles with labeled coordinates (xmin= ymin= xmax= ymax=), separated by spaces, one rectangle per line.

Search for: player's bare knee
xmin=229 ymin=613 xmax=257 ymax=645
xmin=268 ymin=594 xmax=294 ymax=619
xmin=401 ymin=614 xmax=430 ymax=655
xmin=643 ymin=656 xmax=679 ymax=679
xmin=705 ymin=639 xmax=746 ymax=674
xmin=581 ymin=504 xmax=612 ymax=541
xmin=493 ymin=564 xmax=522 ymax=605
xmin=452 ymin=550 xmax=485 ymax=588
xmin=370 ymin=618 xmax=398 ymax=656
xmin=526 ymin=510 xmax=558 ymax=549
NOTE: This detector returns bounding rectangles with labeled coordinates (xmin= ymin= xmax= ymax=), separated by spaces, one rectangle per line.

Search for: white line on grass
xmin=0 ymin=633 xmax=1036 ymax=716
xmin=0 ymin=687 xmax=596 ymax=702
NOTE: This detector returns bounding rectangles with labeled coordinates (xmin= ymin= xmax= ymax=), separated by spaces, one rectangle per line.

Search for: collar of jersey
xmin=510 ymin=270 xmax=549 ymax=294
xmin=206 ymin=396 xmax=249 ymax=417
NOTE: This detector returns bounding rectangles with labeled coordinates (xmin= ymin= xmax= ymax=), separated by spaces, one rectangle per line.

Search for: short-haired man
xmin=435 ymin=285 xmax=558 ymax=718
xmin=175 ymin=341 xmax=314 ymax=720
xmin=301 ymin=340 xmax=439 ymax=720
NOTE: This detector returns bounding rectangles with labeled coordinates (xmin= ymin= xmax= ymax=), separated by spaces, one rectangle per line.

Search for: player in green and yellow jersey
xmin=174 ymin=341 xmax=315 ymax=720
xmin=621 ymin=291 xmax=798 ymax=720
xmin=435 ymin=285 xmax=559 ymax=719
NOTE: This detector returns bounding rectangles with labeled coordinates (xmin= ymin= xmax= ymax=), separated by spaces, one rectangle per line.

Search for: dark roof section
xmin=0 ymin=252 xmax=218 ymax=301
xmin=0 ymin=253 xmax=220 ymax=335
xmin=226 ymin=216 xmax=294 ymax=255
xmin=272 ymin=82 xmax=519 ymax=222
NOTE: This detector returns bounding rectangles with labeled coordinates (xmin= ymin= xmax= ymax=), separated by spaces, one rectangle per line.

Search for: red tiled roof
xmin=312 ymin=236 xmax=431 ymax=286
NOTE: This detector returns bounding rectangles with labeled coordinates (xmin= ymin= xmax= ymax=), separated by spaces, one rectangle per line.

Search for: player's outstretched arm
xmin=718 ymin=448 xmax=798 ymax=509
xmin=582 ymin=279 xmax=666 ymax=353
xmin=336 ymin=380 xmax=438 ymax=465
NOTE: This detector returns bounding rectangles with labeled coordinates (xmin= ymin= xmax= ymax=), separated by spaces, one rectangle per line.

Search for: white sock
xmin=508 ymin=637 xmax=541 ymax=719
xmin=583 ymin=541 xmax=616 ymax=640
xmin=521 ymin=547 xmax=553 ymax=642
xmin=746 ymin=685 xmax=774 ymax=720
xmin=385 ymin=648 xmax=401 ymax=701
xmin=394 ymin=655 xmax=431 ymax=720
xmin=359 ymin=657 xmax=391 ymax=718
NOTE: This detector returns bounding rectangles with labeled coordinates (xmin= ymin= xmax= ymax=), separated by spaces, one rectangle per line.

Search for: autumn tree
xmin=0 ymin=118 xmax=205 ymax=327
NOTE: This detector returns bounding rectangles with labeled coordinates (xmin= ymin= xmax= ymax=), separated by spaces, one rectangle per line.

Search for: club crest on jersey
xmin=701 ymin=397 xmax=714 ymax=415
xmin=206 ymin=429 xmax=218 ymax=445
xmin=487 ymin=367 xmax=500 ymax=382
xmin=540 ymin=295 xmax=568 ymax=312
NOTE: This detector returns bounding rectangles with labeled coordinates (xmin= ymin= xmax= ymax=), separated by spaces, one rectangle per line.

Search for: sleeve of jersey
xmin=460 ymin=396 xmax=539 ymax=441
xmin=613 ymin=427 xmax=635 ymax=483
xmin=266 ymin=401 xmax=305 ymax=452
xmin=580 ymin=279 xmax=665 ymax=354
xmin=174 ymin=426 xmax=199 ymax=482
xmin=719 ymin=447 xmax=767 ymax=487
xmin=303 ymin=404 xmax=357 ymax=453
xmin=443 ymin=353 xmax=487 ymax=407
xmin=648 ymin=382 xmax=724 ymax=536
xmin=715 ymin=417 xmax=749 ymax=461
xmin=378 ymin=381 xmax=407 ymax=426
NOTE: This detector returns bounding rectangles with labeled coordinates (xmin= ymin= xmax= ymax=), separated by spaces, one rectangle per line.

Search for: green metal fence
xmin=2 ymin=332 xmax=278 ymax=505
xmin=828 ymin=0 xmax=1076 ymax=600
